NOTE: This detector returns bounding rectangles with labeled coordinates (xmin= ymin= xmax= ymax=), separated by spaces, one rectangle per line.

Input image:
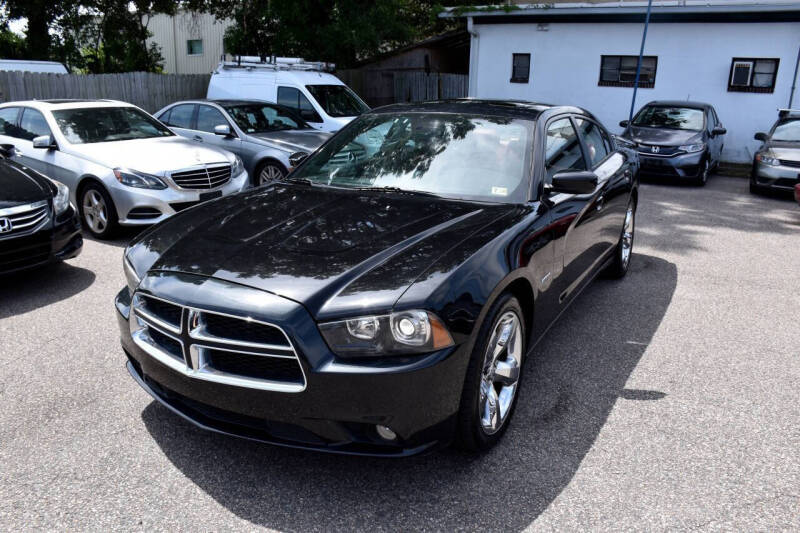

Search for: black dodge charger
xmin=0 ymin=146 xmax=82 ymax=275
xmin=116 ymin=100 xmax=639 ymax=455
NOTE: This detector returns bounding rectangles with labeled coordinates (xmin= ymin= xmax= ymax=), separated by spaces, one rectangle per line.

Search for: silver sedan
xmin=751 ymin=110 xmax=800 ymax=194
xmin=0 ymin=99 xmax=248 ymax=238
xmin=155 ymin=99 xmax=331 ymax=186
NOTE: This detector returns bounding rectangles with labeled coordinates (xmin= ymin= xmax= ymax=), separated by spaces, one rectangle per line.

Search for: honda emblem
xmin=0 ymin=217 xmax=12 ymax=234
xmin=651 ymin=146 xmax=660 ymax=154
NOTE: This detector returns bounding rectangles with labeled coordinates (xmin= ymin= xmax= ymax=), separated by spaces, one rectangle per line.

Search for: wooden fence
xmin=0 ymin=71 xmax=211 ymax=112
xmin=393 ymin=72 xmax=468 ymax=104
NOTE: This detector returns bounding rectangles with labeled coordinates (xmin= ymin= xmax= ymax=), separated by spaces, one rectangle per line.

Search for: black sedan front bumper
xmin=115 ymin=273 xmax=472 ymax=456
xmin=0 ymin=205 xmax=82 ymax=275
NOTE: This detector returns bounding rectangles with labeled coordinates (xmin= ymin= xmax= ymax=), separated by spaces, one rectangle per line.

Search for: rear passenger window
xmin=575 ymin=118 xmax=609 ymax=167
xmin=0 ymin=107 xmax=20 ymax=136
xmin=163 ymin=104 xmax=194 ymax=129
xmin=19 ymin=108 xmax=51 ymax=141
xmin=545 ymin=118 xmax=586 ymax=182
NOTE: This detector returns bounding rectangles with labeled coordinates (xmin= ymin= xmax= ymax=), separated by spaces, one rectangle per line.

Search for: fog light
xmin=376 ymin=425 xmax=397 ymax=441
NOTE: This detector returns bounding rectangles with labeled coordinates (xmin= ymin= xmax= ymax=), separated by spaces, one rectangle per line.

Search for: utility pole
xmin=629 ymin=0 xmax=654 ymax=122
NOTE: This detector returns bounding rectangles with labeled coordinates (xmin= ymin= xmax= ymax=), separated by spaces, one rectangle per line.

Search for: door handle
xmin=596 ymin=196 xmax=605 ymax=211
xmin=193 ymin=135 xmax=203 ymax=142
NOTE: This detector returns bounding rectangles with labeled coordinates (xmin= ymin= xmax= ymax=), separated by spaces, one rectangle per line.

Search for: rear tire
xmin=79 ymin=182 xmax=118 ymax=239
xmin=604 ymin=199 xmax=635 ymax=279
xmin=455 ymin=293 xmax=526 ymax=452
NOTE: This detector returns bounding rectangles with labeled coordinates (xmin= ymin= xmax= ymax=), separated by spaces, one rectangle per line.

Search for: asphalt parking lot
xmin=1 ymin=176 xmax=798 ymax=531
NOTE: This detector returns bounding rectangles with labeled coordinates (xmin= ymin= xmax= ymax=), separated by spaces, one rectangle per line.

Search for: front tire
xmin=79 ymin=182 xmax=118 ymax=239
xmin=695 ymin=158 xmax=710 ymax=186
xmin=256 ymin=161 xmax=287 ymax=186
xmin=605 ymin=199 xmax=635 ymax=279
xmin=455 ymin=293 xmax=526 ymax=452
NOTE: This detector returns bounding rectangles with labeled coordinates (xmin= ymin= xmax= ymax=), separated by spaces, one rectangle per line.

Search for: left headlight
xmin=113 ymin=168 xmax=167 ymax=189
xmin=49 ymin=179 xmax=70 ymax=215
xmin=123 ymin=253 xmax=141 ymax=293
xmin=231 ymin=155 xmax=244 ymax=176
xmin=679 ymin=143 xmax=705 ymax=153
xmin=319 ymin=310 xmax=454 ymax=357
xmin=755 ymin=153 xmax=780 ymax=166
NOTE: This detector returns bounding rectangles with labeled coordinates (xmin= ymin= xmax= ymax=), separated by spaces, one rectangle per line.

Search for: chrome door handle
xmin=193 ymin=135 xmax=203 ymax=142
xmin=596 ymin=196 xmax=605 ymax=211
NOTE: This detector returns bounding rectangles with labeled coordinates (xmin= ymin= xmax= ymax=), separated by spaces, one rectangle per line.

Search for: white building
xmin=145 ymin=11 xmax=233 ymax=75
xmin=446 ymin=1 xmax=800 ymax=163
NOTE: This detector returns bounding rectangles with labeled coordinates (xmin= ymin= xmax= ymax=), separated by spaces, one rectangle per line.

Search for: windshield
xmin=633 ymin=106 xmax=704 ymax=131
xmin=305 ymin=84 xmax=369 ymax=117
xmin=291 ymin=113 xmax=533 ymax=203
xmin=53 ymin=107 xmax=173 ymax=144
xmin=771 ymin=119 xmax=800 ymax=142
xmin=224 ymin=103 xmax=310 ymax=133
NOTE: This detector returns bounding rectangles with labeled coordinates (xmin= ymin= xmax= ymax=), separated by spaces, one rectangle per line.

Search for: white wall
xmin=146 ymin=12 xmax=233 ymax=75
xmin=470 ymin=21 xmax=800 ymax=163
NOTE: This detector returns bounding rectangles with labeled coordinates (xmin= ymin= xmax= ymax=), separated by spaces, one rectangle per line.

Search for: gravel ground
xmin=1 ymin=176 xmax=798 ymax=531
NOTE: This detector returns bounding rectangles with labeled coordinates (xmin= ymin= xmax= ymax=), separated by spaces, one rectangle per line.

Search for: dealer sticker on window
xmin=491 ymin=186 xmax=508 ymax=196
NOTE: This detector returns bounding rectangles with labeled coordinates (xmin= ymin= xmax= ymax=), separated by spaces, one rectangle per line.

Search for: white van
xmin=0 ymin=59 xmax=68 ymax=74
xmin=206 ymin=57 xmax=369 ymax=133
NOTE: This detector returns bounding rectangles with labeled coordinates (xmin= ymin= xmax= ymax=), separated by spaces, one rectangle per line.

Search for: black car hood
xmin=626 ymin=126 xmax=702 ymax=146
xmin=129 ymin=184 xmax=518 ymax=319
xmin=0 ymin=158 xmax=53 ymax=209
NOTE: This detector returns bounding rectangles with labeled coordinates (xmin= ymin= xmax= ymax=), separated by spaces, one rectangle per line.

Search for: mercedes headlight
xmin=49 ymin=179 xmax=70 ymax=215
xmin=678 ymin=143 xmax=705 ymax=153
xmin=755 ymin=153 xmax=780 ymax=166
xmin=123 ymin=253 xmax=141 ymax=293
xmin=113 ymin=168 xmax=167 ymax=189
xmin=288 ymin=152 xmax=309 ymax=170
xmin=231 ymin=155 xmax=244 ymax=176
xmin=319 ymin=310 xmax=454 ymax=357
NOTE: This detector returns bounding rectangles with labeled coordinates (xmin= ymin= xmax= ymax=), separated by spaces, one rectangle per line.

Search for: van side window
xmin=277 ymin=87 xmax=322 ymax=123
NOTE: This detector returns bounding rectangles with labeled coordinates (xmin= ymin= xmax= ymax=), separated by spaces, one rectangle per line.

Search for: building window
xmin=510 ymin=53 xmax=530 ymax=83
xmin=187 ymin=39 xmax=203 ymax=56
xmin=599 ymin=55 xmax=657 ymax=88
xmin=728 ymin=58 xmax=779 ymax=93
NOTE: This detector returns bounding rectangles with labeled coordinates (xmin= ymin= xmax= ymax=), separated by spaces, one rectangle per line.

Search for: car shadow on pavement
xmin=141 ymin=252 xmax=677 ymax=532
xmin=0 ymin=262 xmax=96 ymax=320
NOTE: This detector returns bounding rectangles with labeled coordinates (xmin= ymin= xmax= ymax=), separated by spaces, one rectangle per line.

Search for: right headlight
xmin=113 ymin=168 xmax=167 ymax=189
xmin=123 ymin=253 xmax=141 ymax=293
xmin=49 ymin=179 xmax=70 ymax=215
xmin=319 ymin=309 xmax=454 ymax=357
xmin=755 ymin=153 xmax=780 ymax=166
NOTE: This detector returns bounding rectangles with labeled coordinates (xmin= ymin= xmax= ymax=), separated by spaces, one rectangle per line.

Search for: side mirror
xmin=754 ymin=132 xmax=768 ymax=142
xmin=33 ymin=135 xmax=57 ymax=150
xmin=619 ymin=120 xmax=629 ymax=128
xmin=214 ymin=124 xmax=233 ymax=137
xmin=712 ymin=126 xmax=727 ymax=136
xmin=548 ymin=170 xmax=598 ymax=195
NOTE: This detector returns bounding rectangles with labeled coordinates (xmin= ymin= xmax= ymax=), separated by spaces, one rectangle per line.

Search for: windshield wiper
xmin=284 ymin=177 xmax=314 ymax=186
xmin=352 ymin=186 xmax=441 ymax=198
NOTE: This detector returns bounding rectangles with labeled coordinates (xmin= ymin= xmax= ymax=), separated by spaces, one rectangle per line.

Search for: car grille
xmin=129 ymin=293 xmax=305 ymax=392
xmin=0 ymin=200 xmax=50 ymax=239
xmin=170 ymin=164 xmax=232 ymax=190
xmin=637 ymin=144 xmax=681 ymax=157
xmin=779 ymin=159 xmax=800 ymax=169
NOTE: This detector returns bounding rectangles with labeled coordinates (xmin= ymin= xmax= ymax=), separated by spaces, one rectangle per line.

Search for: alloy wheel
xmin=621 ymin=203 xmax=635 ymax=268
xmin=479 ymin=311 xmax=523 ymax=434
xmin=82 ymin=189 xmax=108 ymax=234
xmin=259 ymin=164 xmax=284 ymax=185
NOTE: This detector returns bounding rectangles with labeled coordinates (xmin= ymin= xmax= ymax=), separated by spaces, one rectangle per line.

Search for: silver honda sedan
xmin=0 ymin=99 xmax=248 ymax=238
xmin=155 ymin=99 xmax=331 ymax=186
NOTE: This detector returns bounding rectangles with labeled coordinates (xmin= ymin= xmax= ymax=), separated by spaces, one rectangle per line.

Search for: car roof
xmin=164 ymin=99 xmax=279 ymax=107
xmin=0 ymin=99 xmax=135 ymax=110
xmin=369 ymin=99 xmax=589 ymax=121
xmin=643 ymin=100 xmax=713 ymax=110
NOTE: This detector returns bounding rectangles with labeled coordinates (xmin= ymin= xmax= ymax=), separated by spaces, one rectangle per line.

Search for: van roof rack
xmin=216 ymin=56 xmax=335 ymax=73
xmin=778 ymin=108 xmax=800 ymax=118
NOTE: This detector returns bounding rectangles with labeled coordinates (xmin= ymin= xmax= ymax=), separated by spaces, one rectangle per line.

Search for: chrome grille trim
xmin=0 ymin=200 xmax=50 ymax=239
xmin=130 ymin=292 xmax=306 ymax=392
xmin=170 ymin=163 xmax=232 ymax=190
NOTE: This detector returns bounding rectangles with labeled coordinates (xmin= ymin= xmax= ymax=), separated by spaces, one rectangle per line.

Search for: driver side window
xmin=544 ymin=118 xmax=586 ymax=182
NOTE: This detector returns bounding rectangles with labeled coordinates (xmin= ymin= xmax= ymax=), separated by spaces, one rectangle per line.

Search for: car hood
xmin=128 ymin=184 xmax=518 ymax=319
xmin=66 ymin=136 xmax=233 ymax=176
xmin=248 ymin=130 xmax=332 ymax=153
xmin=626 ymin=126 xmax=702 ymax=147
xmin=0 ymin=159 xmax=53 ymax=208
xmin=764 ymin=142 xmax=800 ymax=160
